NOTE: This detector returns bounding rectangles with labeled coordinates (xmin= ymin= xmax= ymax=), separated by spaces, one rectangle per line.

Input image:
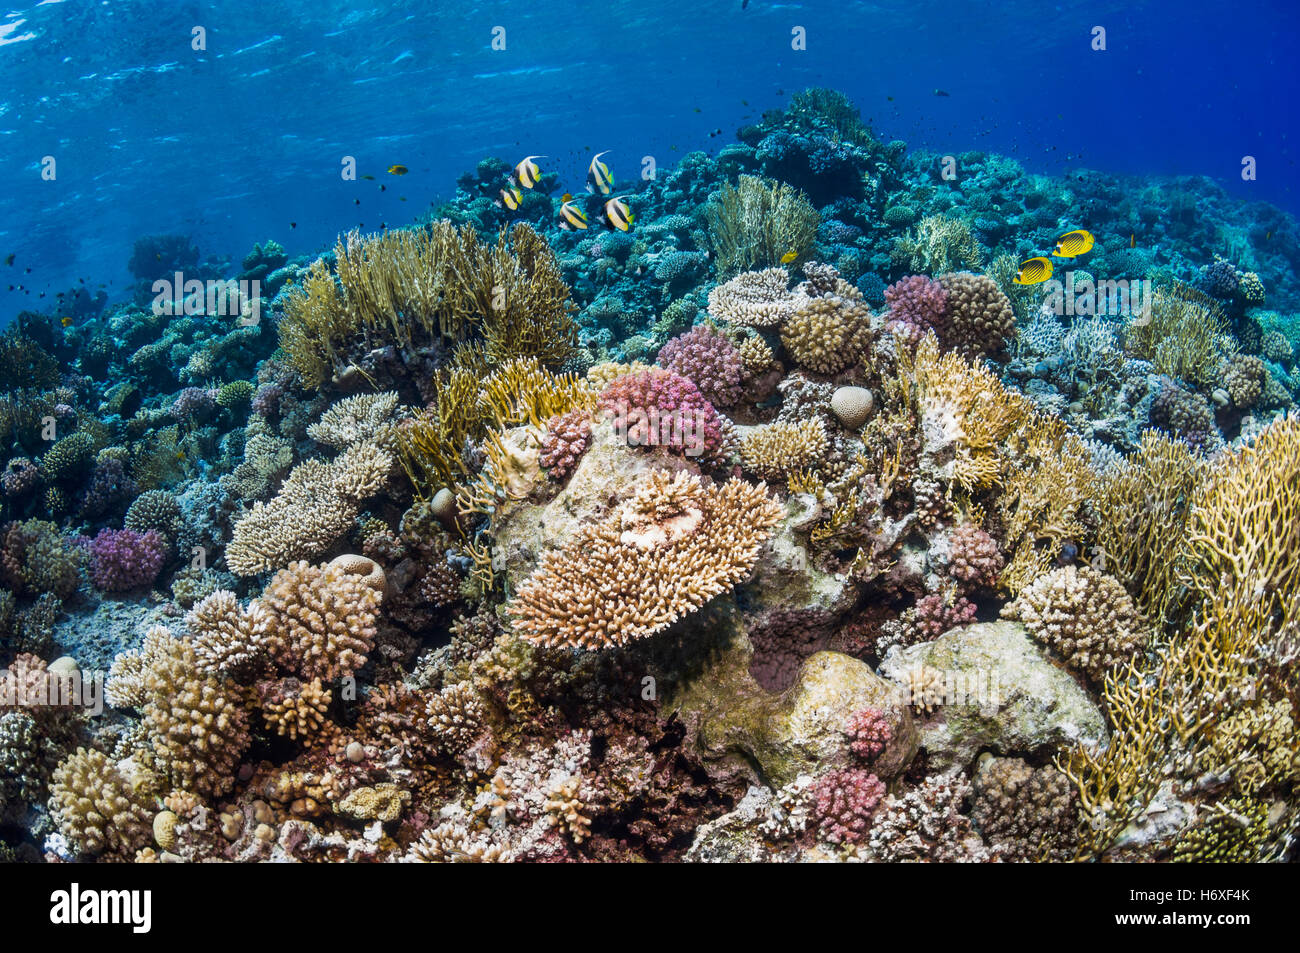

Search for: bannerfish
xmin=600 ymin=195 xmax=635 ymax=232
xmin=1013 ymin=256 xmax=1053 ymax=285
xmin=511 ymin=155 xmax=545 ymax=189
xmin=558 ymin=195 xmax=589 ymax=230
xmin=586 ymin=151 xmax=614 ymax=195
xmin=496 ymin=186 xmax=523 ymax=211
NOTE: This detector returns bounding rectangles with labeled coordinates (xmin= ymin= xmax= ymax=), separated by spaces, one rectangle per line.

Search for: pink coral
xmin=884 ymin=275 xmax=948 ymax=346
xmin=911 ymin=593 xmax=978 ymax=641
xmin=169 ymin=387 xmax=217 ymax=423
xmin=597 ymin=368 xmax=724 ymax=461
xmin=656 ymin=325 xmax=744 ymax=407
xmin=539 ymin=409 xmax=593 ymax=480
xmin=811 ymin=768 xmax=886 ymax=845
xmin=88 ymin=527 xmax=166 ymax=592
xmin=846 ymin=707 xmax=894 ymax=765
xmin=948 ymin=523 xmax=1004 ymax=590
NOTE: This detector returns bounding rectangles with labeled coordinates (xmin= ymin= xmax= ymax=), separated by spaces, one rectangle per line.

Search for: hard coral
xmin=88 ymin=527 xmax=166 ymax=592
xmin=539 ymin=408 xmax=594 ymax=480
xmin=509 ymin=471 xmax=782 ymax=650
xmin=937 ymin=271 xmax=1016 ymax=360
xmin=1001 ymin=565 xmax=1148 ymax=681
xmin=884 ymin=274 xmax=948 ymax=346
xmin=657 ymin=325 xmax=744 ymax=407
xmin=811 ymin=767 xmax=885 ymax=845
xmin=263 ymin=560 xmax=381 ymax=681
xmin=597 ymin=368 xmax=725 ymax=461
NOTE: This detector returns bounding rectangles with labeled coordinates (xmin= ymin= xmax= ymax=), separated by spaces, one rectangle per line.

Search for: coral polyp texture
xmin=2 ymin=82 xmax=1299 ymax=868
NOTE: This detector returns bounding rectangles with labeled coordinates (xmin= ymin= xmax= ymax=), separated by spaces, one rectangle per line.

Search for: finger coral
xmin=509 ymin=471 xmax=783 ymax=650
xmin=1002 ymin=565 xmax=1149 ymax=681
xmin=263 ymin=559 xmax=382 ymax=681
xmin=48 ymin=747 xmax=154 ymax=859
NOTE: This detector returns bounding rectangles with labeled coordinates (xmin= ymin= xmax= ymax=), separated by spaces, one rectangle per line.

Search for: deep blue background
xmin=1 ymin=0 xmax=1296 ymax=319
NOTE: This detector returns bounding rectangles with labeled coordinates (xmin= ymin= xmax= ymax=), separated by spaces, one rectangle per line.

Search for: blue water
xmin=1 ymin=0 xmax=1296 ymax=318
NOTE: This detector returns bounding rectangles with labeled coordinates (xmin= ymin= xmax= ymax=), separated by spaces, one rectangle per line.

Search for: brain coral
xmin=262 ymin=560 xmax=381 ymax=681
xmin=509 ymin=470 xmax=783 ymax=650
xmin=657 ymin=324 xmax=744 ymax=407
xmin=1001 ymin=565 xmax=1148 ymax=680
xmin=938 ymin=271 xmax=1016 ymax=359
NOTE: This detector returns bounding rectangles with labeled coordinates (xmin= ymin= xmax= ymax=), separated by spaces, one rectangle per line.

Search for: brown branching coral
xmin=937 ymin=271 xmax=1017 ymax=360
xmin=262 ymin=560 xmax=382 ymax=682
xmin=187 ymin=589 xmax=272 ymax=678
xmin=226 ymin=442 xmax=393 ymax=576
xmin=48 ymin=747 xmax=155 ymax=859
xmin=1002 ymin=565 xmax=1149 ymax=681
xmin=509 ymin=471 xmax=783 ymax=650
xmin=741 ymin=418 xmax=829 ymax=481
xmin=971 ymin=756 xmax=1080 ymax=862
xmin=258 ymin=677 xmax=333 ymax=742
xmin=780 ymin=288 xmax=873 ymax=375
xmin=706 ymin=175 xmax=819 ymax=276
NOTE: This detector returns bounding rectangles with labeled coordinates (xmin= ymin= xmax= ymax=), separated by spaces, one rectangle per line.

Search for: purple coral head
xmin=88 ymin=527 xmax=167 ymax=592
xmin=597 ymin=368 xmax=724 ymax=460
xmin=884 ymin=274 xmax=947 ymax=346
xmin=846 ymin=707 xmax=894 ymax=765
xmin=170 ymin=386 xmax=217 ymax=423
xmin=539 ymin=409 xmax=594 ymax=481
xmin=811 ymin=767 xmax=886 ymax=845
xmin=657 ymin=325 xmax=744 ymax=408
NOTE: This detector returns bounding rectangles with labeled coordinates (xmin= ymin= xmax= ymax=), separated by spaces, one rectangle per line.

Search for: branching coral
xmin=226 ymin=442 xmax=393 ymax=576
xmin=707 ymin=268 xmax=795 ymax=328
xmin=187 ymin=589 xmax=272 ymax=678
xmin=1002 ymin=565 xmax=1149 ymax=681
xmin=891 ymin=214 xmax=983 ymax=274
xmin=509 ymin=471 xmax=782 ymax=650
xmin=48 ymin=747 xmax=154 ymax=858
xmin=657 ymin=324 xmax=743 ymax=407
xmin=741 ymin=418 xmax=829 ymax=481
xmin=706 ymin=175 xmax=819 ymax=276
xmin=780 ymin=285 xmax=873 ymax=374
xmin=262 ymin=559 xmax=381 ymax=682
xmin=937 ymin=271 xmax=1017 ymax=360
xmin=307 ymin=391 xmax=404 ymax=449
xmin=1124 ymin=283 xmax=1229 ymax=387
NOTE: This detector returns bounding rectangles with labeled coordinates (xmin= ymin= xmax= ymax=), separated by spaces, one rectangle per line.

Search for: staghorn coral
xmin=509 ymin=471 xmax=783 ymax=650
xmin=706 ymin=175 xmax=819 ymax=276
xmin=741 ymin=418 xmax=829 ymax=481
xmin=262 ymin=560 xmax=381 ymax=682
xmin=1001 ymin=565 xmax=1148 ymax=681
xmin=48 ymin=748 xmax=154 ymax=859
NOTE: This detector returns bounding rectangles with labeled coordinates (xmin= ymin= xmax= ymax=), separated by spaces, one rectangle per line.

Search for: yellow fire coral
xmin=1124 ymin=283 xmax=1230 ymax=387
xmin=706 ymin=175 xmax=819 ymax=276
xmin=263 ymin=560 xmax=382 ymax=682
xmin=509 ymin=471 xmax=783 ymax=650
